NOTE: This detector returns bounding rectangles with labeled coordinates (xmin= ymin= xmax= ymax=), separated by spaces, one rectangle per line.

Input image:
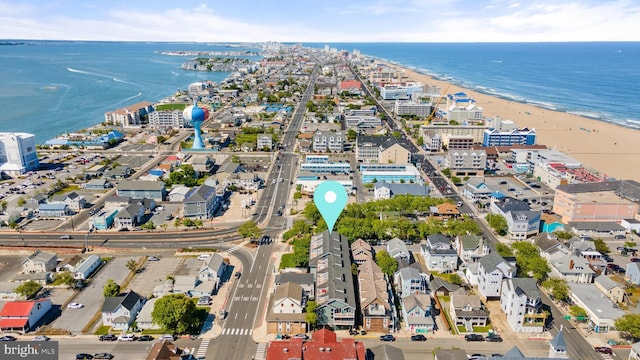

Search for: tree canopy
xmin=151 ymin=294 xmax=198 ymax=334
xmin=375 ymin=250 xmax=398 ymax=277
xmin=15 ymin=280 xmax=41 ymax=298
xmin=305 ymin=301 xmax=318 ymax=330
xmin=615 ymin=314 xmax=640 ymax=341
xmin=512 ymin=241 xmax=550 ymax=282
xmin=103 ymin=279 xmax=121 ymax=297
xmin=486 ymin=214 xmax=508 ymax=236
xmin=542 ymin=277 xmax=569 ymax=302
xmin=166 ymin=164 xmax=198 ymax=187
xmin=238 ymin=220 xmax=262 ymax=239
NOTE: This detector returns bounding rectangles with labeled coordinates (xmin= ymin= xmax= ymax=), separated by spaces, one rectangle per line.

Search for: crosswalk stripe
xmin=196 ymin=338 xmax=210 ymax=357
xmin=255 ymin=343 xmax=267 ymax=360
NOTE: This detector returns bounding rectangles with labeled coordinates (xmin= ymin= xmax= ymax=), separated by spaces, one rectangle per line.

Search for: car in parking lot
xmin=465 ymin=334 xmax=485 ymax=342
xmin=410 ymin=334 xmax=427 ymax=341
xmin=293 ymin=333 xmax=309 ymax=340
xmin=99 ymin=334 xmax=117 ymax=341
xmin=137 ymin=335 xmax=154 ymax=342
xmin=197 ymin=254 xmax=211 ymax=261
xmin=486 ymin=334 xmax=503 ymax=342
xmin=379 ymin=334 xmax=395 ymax=341
xmin=148 ymin=256 xmax=160 ymax=261
xmin=93 ymin=353 xmax=114 ymax=359
xmin=68 ymin=302 xmax=84 ymax=309
xmin=197 ymin=297 xmax=211 ymax=306
xmin=594 ymin=347 xmax=613 ymax=355
xmin=118 ymin=333 xmax=136 ymax=341
xmin=631 ymin=258 xmax=640 ymax=262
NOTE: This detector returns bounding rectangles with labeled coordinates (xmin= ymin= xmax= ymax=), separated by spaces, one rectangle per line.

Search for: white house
xmin=136 ymin=297 xmax=160 ymax=330
xmin=549 ymin=254 xmax=595 ymax=284
xmin=73 ymin=255 xmax=103 ymax=280
xmin=22 ymin=250 xmax=57 ymax=273
xmin=394 ymin=267 xmax=426 ymax=298
xmin=198 ymin=253 xmax=227 ymax=291
xmin=500 ymin=278 xmax=547 ymax=333
xmin=455 ymin=234 xmax=489 ymax=264
xmin=477 ymin=252 xmax=516 ymax=300
xmin=101 ymin=290 xmax=144 ymax=331
xmin=386 ymin=238 xmax=409 ymax=261
xmin=449 ymin=288 xmax=489 ymax=332
xmin=400 ymin=293 xmax=434 ymax=334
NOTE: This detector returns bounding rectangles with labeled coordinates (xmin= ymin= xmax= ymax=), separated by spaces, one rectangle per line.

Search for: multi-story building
xmin=344 ymin=115 xmax=382 ymax=130
xmin=491 ymin=197 xmax=541 ymax=240
xmin=182 ymin=185 xmax=220 ymax=219
xmin=450 ymin=288 xmax=489 ymax=332
xmin=445 ymin=149 xmax=487 ymax=177
xmin=148 ymin=109 xmax=186 ymax=128
xmin=420 ymin=124 xmax=488 ymax=144
xmin=22 ymin=250 xmax=57 ymax=274
xmin=357 ymin=259 xmax=393 ymax=333
xmin=257 ymin=134 xmax=273 ymax=150
xmin=0 ymin=132 xmax=40 ymax=176
xmin=374 ymin=181 xmax=430 ymax=199
xmin=444 ymin=135 xmax=474 ymax=150
xmin=400 ymin=293 xmax=434 ymax=334
xmin=394 ymin=100 xmax=433 ymax=116
xmin=355 ymin=135 xmax=411 ymax=164
xmin=549 ymin=254 xmax=595 ymax=284
xmin=116 ymin=180 xmax=166 ymax=202
xmin=500 ymin=278 xmax=547 ymax=333
xmin=359 ymin=163 xmax=422 ymax=184
xmin=104 ymin=101 xmax=154 ymax=127
xmin=477 ymin=252 xmax=516 ymax=300
xmin=351 ymin=239 xmax=373 ymax=265
xmin=482 ymin=128 xmax=537 ymax=147
xmin=309 ymin=231 xmax=356 ymax=329
xmin=455 ymin=234 xmax=489 ymax=264
xmin=312 ymin=130 xmax=344 ymax=153
xmin=394 ymin=267 xmax=426 ymax=298
xmin=445 ymin=92 xmax=484 ymax=122
xmin=422 ymin=130 xmax=442 ymax=152
xmin=553 ymin=181 xmax=640 ymax=224
xmin=266 ymin=282 xmax=307 ymax=336
xmin=379 ymin=82 xmax=424 ymax=100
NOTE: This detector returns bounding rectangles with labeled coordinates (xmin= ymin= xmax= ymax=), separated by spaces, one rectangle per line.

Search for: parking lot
xmin=51 ymin=256 xmax=139 ymax=334
xmin=128 ymin=256 xmax=184 ymax=297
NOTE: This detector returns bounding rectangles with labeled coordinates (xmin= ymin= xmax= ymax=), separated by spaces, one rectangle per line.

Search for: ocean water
xmin=0 ymin=41 xmax=638 ymax=144
xmin=0 ymin=41 xmax=259 ymax=141
xmin=307 ymin=42 xmax=640 ymax=129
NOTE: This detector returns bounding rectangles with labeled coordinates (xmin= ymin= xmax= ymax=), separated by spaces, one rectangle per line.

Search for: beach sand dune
xmin=388 ymin=65 xmax=640 ymax=181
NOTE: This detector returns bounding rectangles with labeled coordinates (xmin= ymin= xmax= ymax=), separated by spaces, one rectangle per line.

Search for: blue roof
xmin=39 ymin=203 xmax=68 ymax=210
xmin=490 ymin=192 xmax=506 ymax=199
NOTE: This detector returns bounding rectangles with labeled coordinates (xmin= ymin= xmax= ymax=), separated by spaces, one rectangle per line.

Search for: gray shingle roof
xmin=478 ymin=252 xmax=511 ymax=273
xmin=102 ymin=290 xmax=142 ymax=313
xmin=184 ymin=184 xmax=216 ymax=203
xmin=510 ymin=278 xmax=540 ymax=299
xmin=117 ymin=180 xmax=165 ymax=191
xmin=494 ymin=197 xmax=531 ymax=212
xmin=274 ymin=272 xmax=315 ymax=286
xmin=549 ymin=329 xmax=567 ymax=351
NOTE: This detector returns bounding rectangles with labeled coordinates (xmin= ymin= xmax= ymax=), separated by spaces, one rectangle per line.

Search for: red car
xmin=594 ymin=347 xmax=612 ymax=355
xmin=631 ymin=258 xmax=640 ymax=262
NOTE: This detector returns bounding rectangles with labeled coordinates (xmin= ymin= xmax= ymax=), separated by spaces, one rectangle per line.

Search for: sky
xmin=1 ymin=0 xmax=639 ymax=42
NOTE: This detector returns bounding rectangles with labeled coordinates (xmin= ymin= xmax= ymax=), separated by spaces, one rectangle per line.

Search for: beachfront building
xmin=148 ymin=109 xmax=187 ymax=129
xmin=379 ymin=82 xmax=424 ymax=100
xmin=552 ymin=181 xmax=640 ymax=224
xmin=444 ymin=92 xmax=484 ymax=122
xmin=422 ymin=130 xmax=443 ymax=152
xmin=445 ymin=149 xmax=487 ymax=177
xmin=359 ymin=164 xmax=423 ymax=184
xmin=0 ymin=132 xmax=40 ymax=177
xmin=104 ymin=101 xmax=155 ymax=128
xmin=420 ymin=124 xmax=489 ymax=145
xmin=394 ymin=100 xmax=433 ymax=116
xmin=344 ymin=115 xmax=382 ymax=130
xmin=482 ymin=128 xmax=537 ymax=147
xmin=300 ymin=155 xmax=351 ymax=174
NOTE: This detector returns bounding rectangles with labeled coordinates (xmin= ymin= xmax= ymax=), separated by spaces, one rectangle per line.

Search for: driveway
xmin=51 ymin=256 xmax=139 ymax=334
xmin=127 ymin=256 xmax=184 ymax=297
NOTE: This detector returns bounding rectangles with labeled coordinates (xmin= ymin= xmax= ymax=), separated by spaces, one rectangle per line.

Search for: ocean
xmin=1 ymin=41 xmax=639 ymax=143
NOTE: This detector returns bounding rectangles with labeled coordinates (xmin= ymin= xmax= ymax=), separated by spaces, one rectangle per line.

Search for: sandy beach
xmin=385 ymin=64 xmax=640 ymax=181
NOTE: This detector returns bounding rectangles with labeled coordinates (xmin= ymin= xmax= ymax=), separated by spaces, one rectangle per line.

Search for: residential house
xmin=491 ymin=197 xmax=540 ymax=240
xmin=430 ymin=277 xmax=461 ymax=297
xmin=136 ymin=297 xmax=160 ymax=330
xmin=357 ymin=259 xmax=393 ymax=332
xmin=198 ymin=253 xmax=227 ymax=292
xmin=101 ymin=290 xmax=145 ymax=330
xmin=114 ymin=202 xmax=145 ymax=230
xmin=73 ymin=255 xmax=103 ymax=280
xmin=351 ymin=239 xmax=374 ymax=264
xmin=400 ymin=293 xmax=434 ymax=334
xmin=116 ymin=180 xmax=166 ymax=201
xmin=274 ymin=272 xmax=315 ymax=300
xmin=168 ymin=186 xmax=191 ymax=203
xmin=145 ymin=340 xmax=185 ymax=360
xmin=266 ymin=282 xmax=307 ymax=336
xmin=477 ymin=252 xmax=516 ymax=300
xmin=182 ymin=184 xmax=220 ymax=219
xmin=37 ymin=203 xmax=70 ymax=218
xmin=22 ymin=250 xmax=57 ymax=273
xmin=374 ymin=181 xmax=430 ymax=200
xmin=186 ymin=155 xmax=215 ymax=174
xmin=50 ymin=191 xmax=86 ymax=212
xmin=0 ymin=282 xmax=20 ymax=300
xmin=429 ymin=203 xmax=460 ymax=219
xmin=500 ymin=278 xmax=547 ymax=333
xmin=257 ymin=134 xmax=273 ymax=150
xmin=13 ymin=272 xmax=53 ymax=285
xmin=594 ymin=275 xmax=626 ymax=304
xmin=309 ymin=231 xmax=356 ymax=328
xmin=568 ymin=283 xmax=625 ymax=333
xmin=534 ymin=233 xmax=570 ymax=261
xmin=312 ymin=130 xmax=344 ymax=153
xmin=26 ymin=194 xmax=47 ymax=209
xmin=56 ymin=254 xmax=83 ymax=272
xmin=421 ymin=235 xmax=458 ymax=273
xmin=450 ymin=288 xmax=489 ymax=332
xmin=394 ymin=267 xmax=426 ymax=298
xmin=265 ymin=328 xmax=366 ymax=360
xmin=85 ymin=178 xmax=111 ymax=190
xmin=462 ymin=179 xmax=493 ymax=200
xmin=386 ymin=237 xmax=409 ymax=261
xmin=549 ymin=253 xmax=595 ymax=284
xmin=104 ymin=166 xmax=135 ymax=180
xmin=0 ymin=299 xmax=53 ymax=333
xmin=455 ymin=234 xmax=489 ymax=264
xmin=228 ymin=172 xmax=261 ymax=191
xmin=169 ymin=275 xmax=215 ymax=298
xmin=627 ymin=263 xmax=640 ymax=285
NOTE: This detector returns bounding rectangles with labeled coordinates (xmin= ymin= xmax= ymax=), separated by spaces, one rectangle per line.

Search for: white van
xmin=197 ymin=254 xmax=211 ymax=261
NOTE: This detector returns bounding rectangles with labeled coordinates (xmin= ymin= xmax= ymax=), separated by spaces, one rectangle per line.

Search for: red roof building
xmin=0 ymin=299 xmax=52 ymax=333
xmin=265 ymin=328 xmax=366 ymax=360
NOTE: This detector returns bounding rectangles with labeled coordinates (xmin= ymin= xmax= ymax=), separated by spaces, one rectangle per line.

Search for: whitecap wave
xmin=567 ymin=111 xmax=602 ymax=119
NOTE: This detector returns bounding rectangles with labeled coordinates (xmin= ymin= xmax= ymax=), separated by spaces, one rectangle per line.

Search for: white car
xmin=159 ymin=334 xmax=175 ymax=341
xmin=118 ymin=334 xmax=136 ymax=341
xmin=197 ymin=254 xmax=211 ymax=261
xmin=67 ymin=303 xmax=83 ymax=309
xmin=32 ymin=335 xmax=50 ymax=341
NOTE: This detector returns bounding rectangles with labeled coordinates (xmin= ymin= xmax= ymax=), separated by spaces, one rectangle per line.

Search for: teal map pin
xmin=314 ymin=181 xmax=348 ymax=234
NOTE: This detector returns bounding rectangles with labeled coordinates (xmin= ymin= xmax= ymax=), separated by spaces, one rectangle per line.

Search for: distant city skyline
xmin=1 ymin=0 xmax=638 ymax=42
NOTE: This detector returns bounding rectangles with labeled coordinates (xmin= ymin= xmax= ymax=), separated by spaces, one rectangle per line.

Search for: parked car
xmin=93 ymin=353 xmax=114 ymax=360
xmin=68 ymin=302 xmax=84 ymax=309
xmin=99 ymin=334 xmax=118 ymax=342
xmin=234 ymin=271 xmax=242 ymax=279
xmin=75 ymin=354 xmax=93 ymax=360
xmin=486 ymin=334 xmax=503 ymax=342
xmin=0 ymin=335 xmax=17 ymax=341
xmin=631 ymin=258 xmax=640 ymax=262
xmin=159 ymin=334 xmax=175 ymax=341
xmin=137 ymin=335 xmax=154 ymax=342
xmin=197 ymin=297 xmax=211 ymax=306
xmin=118 ymin=333 xmax=136 ymax=341
xmin=197 ymin=254 xmax=211 ymax=261
xmin=148 ymin=256 xmax=160 ymax=261
xmin=379 ymin=334 xmax=396 ymax=342
xmin=614 ymin=234 xmax=626 ymax=239
xmin=594 ymin=347 xmax=613 ymax=355
xmin=465 ymin=334 xmax=485 ymax=342
xmin=410 ymin=334 xmax=427 ymax=341
xmin=32 ymin=335 xmax=50 ymax=341
xmin=293 ymin=333 xmax=309 ymax=340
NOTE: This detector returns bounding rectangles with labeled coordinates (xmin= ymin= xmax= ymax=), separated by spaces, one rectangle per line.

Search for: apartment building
xmin=357 ymin=259 xmax=393 ymax=333
xmin=477 ymin=252 xmax=516 ymax=300
xmin=148 ymin=109 xmax=186 ymax=128
xmin=482 ymin=128 xmax=537 ymax=147
xmin=500 ymin=278 xmax=547 ymax=333
xmin=0 ymin=132 xmax=40 ymax=176
xmin=394 ymin=100 xmax=433 ymax=116
xmin=104 ymin=101 xmax=154 ymax=127
xmin=312 ymin=130 xmax=345 ymax=153
xmin=445 ymin=149 xmax=487 ymax=177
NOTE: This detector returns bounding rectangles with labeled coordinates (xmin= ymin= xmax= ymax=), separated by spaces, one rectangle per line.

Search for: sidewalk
xmin=251 ymin=244 xmax=289 ymax=343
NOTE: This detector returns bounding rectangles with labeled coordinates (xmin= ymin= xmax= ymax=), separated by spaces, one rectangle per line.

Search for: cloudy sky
xmin=1 ymin=0 xmax=639 ymax=42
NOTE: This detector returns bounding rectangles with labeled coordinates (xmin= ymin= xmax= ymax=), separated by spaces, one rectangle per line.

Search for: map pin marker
xmin=314 ymin=181 xmax=348 ymax=234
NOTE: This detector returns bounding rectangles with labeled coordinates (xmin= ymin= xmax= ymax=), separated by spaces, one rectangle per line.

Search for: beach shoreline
xmin=380 ymin=62 xmax=640 ymax=181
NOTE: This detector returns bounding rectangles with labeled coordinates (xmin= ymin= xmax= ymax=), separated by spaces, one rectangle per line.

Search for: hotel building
xmin=0 ymin=132 xmax=40 ymax=176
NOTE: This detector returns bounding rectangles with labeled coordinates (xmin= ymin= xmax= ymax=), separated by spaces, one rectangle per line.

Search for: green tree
xmin=554 ymin=231 xmax=575 ymax=240
xmin=486 ymin=214 xmax=508 ymax=236
xmin=375 ymin=250 xmax=398 ymax=277
xmin=303 ymin=201 xmax=322 ymax=225
xmin=54 ymin=271 xmax=75 ymax=286
xmin=151 ymin=294 xmax=198 ymax=335
xmin=17 ymin=197 xmax=26 ymax=207
xmin=592 ymin=238 xmax=610 ymax=254
xmin=417 ymin=137 xmax=424 ymax=146
xmin=126 ymin=259 xmax=138 ymax=272
xmin=238 ymin=220 xmax=262 ymax=239
xmin=305 ymin=300 xmax=318 ymax=330
xmin=346 ymin=129 xmax=357 ymax=141
xmin=615 ymin=314 xmax=640 ymax=341
xmin=441 ymin=168 xmax=451 ymax=177
xmin=495 ymin=243 xmax=514 ymax=257
xmin=1 ymin=200 xmax=7 ymax=213
xmin=569 ymin=305 xmax=587 ymax=319
xmin=624 ymin=241 xmax=637 ymax=249
xmin=448 ymin=273 xmax=463 ymax=285
xmin=14 ymin=280 xmax=41 ymax=298
xmin=103 ymin=279 xmax=121 ymax=297
xmin=512 ymin=241 xmax=550 ymax=282
xmin=542 ymin=277 xmax=569 ymax=301
xmin=141 ymin=221 xmax=155 ymax=230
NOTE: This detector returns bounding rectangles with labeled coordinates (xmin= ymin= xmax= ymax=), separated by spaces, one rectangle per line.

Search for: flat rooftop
xmin=573 ymin=190 xmax=634 ymax=204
